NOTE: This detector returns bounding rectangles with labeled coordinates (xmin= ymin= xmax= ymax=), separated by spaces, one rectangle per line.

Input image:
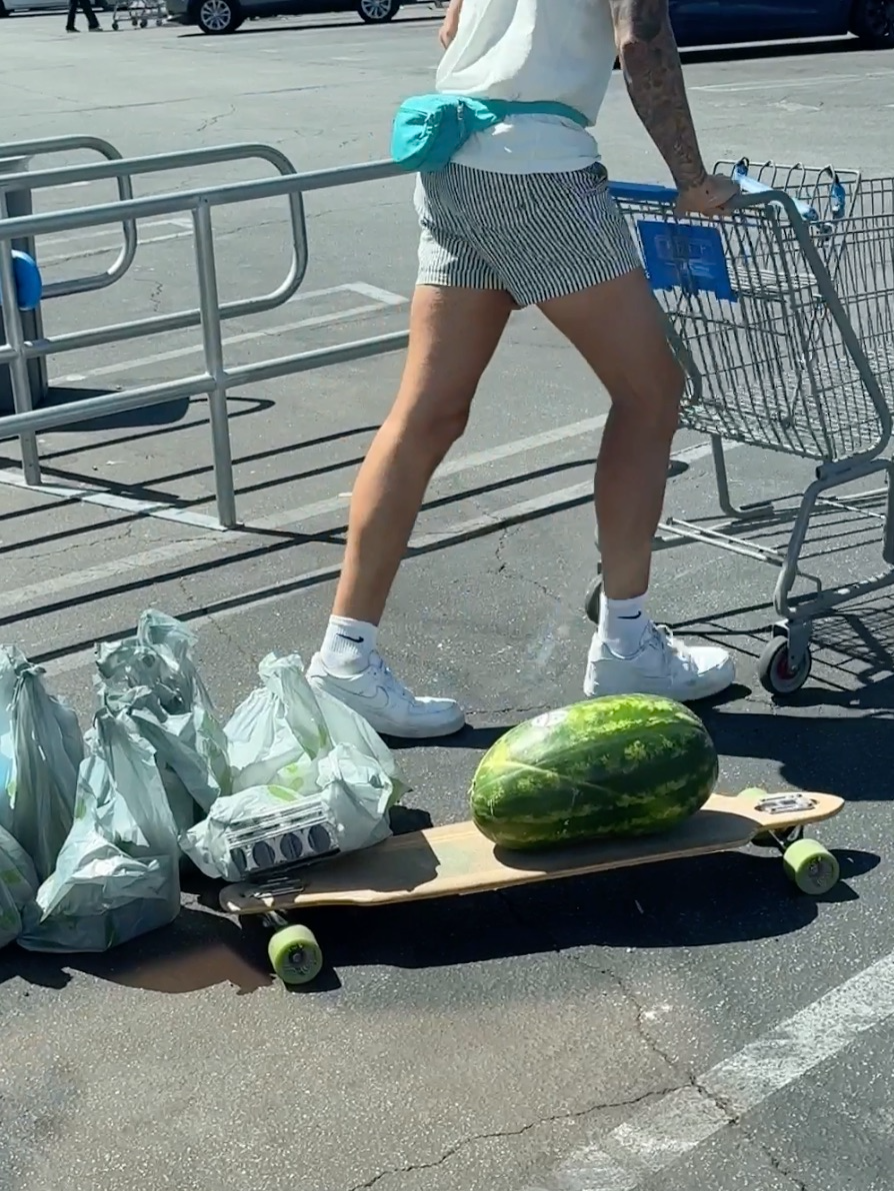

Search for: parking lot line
xmin=1 ymin=429 xmax=736 ymax=616
xmin=0 ymin=413 xmax=612 ymax=607
xmin=40 ymin=477 xmax=601 ymax=679
xmin=51 ymin=282 xmax=408 ymax=385
xmin=550 ymin=947 xmax=894 ymax=1190
xmin=691 ymin=69 xmax=894 ymax=93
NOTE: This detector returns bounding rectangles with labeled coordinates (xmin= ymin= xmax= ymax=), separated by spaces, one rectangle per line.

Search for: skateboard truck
xmin=222 ymin=796 xmax=340 ymax=880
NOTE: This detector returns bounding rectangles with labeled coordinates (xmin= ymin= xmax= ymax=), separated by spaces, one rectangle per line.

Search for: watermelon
xmin=469 ymin=695 xmax=718 ymax=851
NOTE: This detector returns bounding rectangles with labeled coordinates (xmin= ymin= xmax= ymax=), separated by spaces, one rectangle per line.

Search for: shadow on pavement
xmin=0 ymin=841 xmax=876 ymax=997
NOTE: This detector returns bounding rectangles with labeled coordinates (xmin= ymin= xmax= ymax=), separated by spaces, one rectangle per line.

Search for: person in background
xmin=307 ymin=0 xmax=739 ymax=739
xmin=66 ymin=0 xmax=103 ymax=31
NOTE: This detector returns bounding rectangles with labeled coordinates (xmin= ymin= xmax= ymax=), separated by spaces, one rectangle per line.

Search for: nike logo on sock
xmin=618 ymin=613 xmax=643 ymax=621
xmin=337 ymin=633 xmax=365 ymax=644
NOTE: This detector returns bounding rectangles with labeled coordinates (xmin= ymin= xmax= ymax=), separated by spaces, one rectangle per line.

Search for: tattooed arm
xmin=609 ymin=0 xmax=733 ymax=207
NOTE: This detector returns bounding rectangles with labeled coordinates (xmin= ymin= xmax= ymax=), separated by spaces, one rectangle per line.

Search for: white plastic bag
xmin=0 ymin=824 xmax=38 ymax=950
xmin=225 ymin=652 xmax=407 ymax=799
xmin=0 ymin=648 xmax=84 ymax=882
xmin=182 ymin=741 xmax=397 ymax=881
xmin=0 ymin=650 xmax=17 ymax=831
xmin=185 ymin=653 xmax=407 ymax=879
xmin=18 ymin=708 xmax=181 ymax=954
xmin=182 ymin=783 xmax=308 ymax=880
xmin=95 ymin=610 xmax=232 ymax=827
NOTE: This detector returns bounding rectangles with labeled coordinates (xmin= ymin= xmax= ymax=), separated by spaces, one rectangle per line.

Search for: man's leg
xmin=306 ymin=283 xmax=514 ymax=737
xmin=540 ymin=267 xmax=734 ymax=701
xmin=65 ymin=0 xmax=78 ymax=29
xmin=80 ymin=0 xmax=102 ymax=28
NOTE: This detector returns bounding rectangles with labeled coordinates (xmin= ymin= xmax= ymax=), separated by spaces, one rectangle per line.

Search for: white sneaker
xmin=306 ymin=651 xmax=466 ymax=740
xmin=584 ymin=622 xmax=735 ymax=703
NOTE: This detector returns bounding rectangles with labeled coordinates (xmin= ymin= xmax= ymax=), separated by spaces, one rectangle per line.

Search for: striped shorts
xmin=414 ymin=161 xmax=641 ymax=308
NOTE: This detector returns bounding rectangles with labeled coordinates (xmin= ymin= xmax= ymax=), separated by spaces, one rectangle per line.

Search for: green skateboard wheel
xmin=783 ymin=839 xmax=839 ymax=896
xmin=268 ymin=924 xmax=323 ymax=986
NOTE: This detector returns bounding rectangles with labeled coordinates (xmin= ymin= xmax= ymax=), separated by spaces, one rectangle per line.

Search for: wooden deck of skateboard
xmin=220 ymin=790 xmax=843 ymax=915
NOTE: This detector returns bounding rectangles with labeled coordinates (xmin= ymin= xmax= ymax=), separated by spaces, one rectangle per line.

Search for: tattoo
xmin=608 ymin=0 xmax=707 ymax=191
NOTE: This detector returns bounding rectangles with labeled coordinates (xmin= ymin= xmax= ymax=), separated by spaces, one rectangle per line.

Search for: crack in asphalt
xmin=343 ymin=1087 xmax=679 ymax=1191
xmin=196 ymin=104 xmax=236 ymax=134
xmin=494 ymin=891 xmax=685 ymax=1079
xmin=741 ymin=1127 xmax=812 ymax=1191
xmin=13 ymin=516 xmax=139 ymax=563
xmin=493 ymin=522 xmax=566 ymax=606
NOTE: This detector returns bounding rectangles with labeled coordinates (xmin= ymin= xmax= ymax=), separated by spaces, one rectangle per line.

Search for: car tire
xmin=357 ymin=0 xmax=399 ymax=22
xmin=850 ymin=0 xmax=894 ymax=46
xmin=194 ymin=0 xmax=243 ymax=33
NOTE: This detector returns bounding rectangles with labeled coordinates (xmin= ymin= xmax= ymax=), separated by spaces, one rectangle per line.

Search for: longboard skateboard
xmin=220 ymin=788 xmax=843 ymax=986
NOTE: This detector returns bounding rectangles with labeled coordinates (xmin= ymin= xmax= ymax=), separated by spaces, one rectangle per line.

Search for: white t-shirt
xmin=435 ymin=0 xmax=617 ymax=174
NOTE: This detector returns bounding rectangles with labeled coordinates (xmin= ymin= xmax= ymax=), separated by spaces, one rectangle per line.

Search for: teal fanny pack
xmin=391 ymin=93 xmax=590 ymax=173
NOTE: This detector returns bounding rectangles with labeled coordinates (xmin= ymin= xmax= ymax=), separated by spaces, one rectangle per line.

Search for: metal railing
xmin=0 ymin=157 xmax=407 ymax=528
xmin=0 ymin=135 xmax=138 ymax=300
xmin=0 ymin=139 xmax=313 ymax=488
xmin=0 ymin=141 xmax=309 ymax=353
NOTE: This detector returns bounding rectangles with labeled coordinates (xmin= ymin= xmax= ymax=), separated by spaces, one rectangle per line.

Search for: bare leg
xmin=332 ymin=284 xmax=514 ymax=624
xmin=540 ymin=267 xmax=734 ymax=701
xmin=540 ymin=267 xmax=683 ymax=601
xmin=307 ymin=284 xmax=514 ymax=738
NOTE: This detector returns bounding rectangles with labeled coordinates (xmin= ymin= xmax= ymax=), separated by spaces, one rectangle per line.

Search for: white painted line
xmin=41 ymin=478 xmax=598 ymax=679
xmin=691 ymin=69 xmax=894 ymax=93
xmin=248 ymin=414 xmax=612 ymax=531
xmin=0 ymin=468 xmax=224 ymax=531
xmin=0 ymin=414 xmax=608 ymax=606
xmin=0 ymin=427 xmax=729 ymax=608
xmin=41 ymin=218 xmax=192 ymax=249
xmin=41 ymin=230 xmax=191 ymax=267
xmin=342 ymin=281 xmax=408 ymax=307
xmin=553 ymin=949 xmax=894 ymax=1190
xmin=51 ymin=282 xmax=408 ymax=385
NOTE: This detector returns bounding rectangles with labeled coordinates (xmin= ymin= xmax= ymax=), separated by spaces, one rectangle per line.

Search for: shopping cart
xmin=110 ymin=0 xmax=165 ymax=28
xmin=586 ymin=160 xmax=894 ymax=696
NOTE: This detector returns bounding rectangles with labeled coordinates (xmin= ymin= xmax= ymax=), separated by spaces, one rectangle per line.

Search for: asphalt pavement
xmin=1 ymin=12 xmax=894 ymax=1191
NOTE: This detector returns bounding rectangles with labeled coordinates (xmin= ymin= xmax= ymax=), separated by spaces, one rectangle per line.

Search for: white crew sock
xmin=597 ymin=593 xmax=648 ymax=658
xmin=320 ymin=616 xmax=378 ymax=675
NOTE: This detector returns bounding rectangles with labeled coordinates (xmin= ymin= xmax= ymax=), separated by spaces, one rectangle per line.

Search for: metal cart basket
xmin=587 ymin=160 xmax=894 ymax=695
xmin=110 ymin=0 xmax=165 ymax=28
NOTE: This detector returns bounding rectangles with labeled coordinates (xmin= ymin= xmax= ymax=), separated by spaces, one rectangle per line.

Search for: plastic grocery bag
xmin=225 ymin=652 xmax=407 ymax=800
xmin=0 ymin=825 xmax=38 ymax=950
xmin=18 ymin=708 xmax=181 ymax=954
xmin=95 ymin=610 xmax=231 ymax=829
xmin=184 ymin=652 xmax=407 ymax=880
xmin=0 ymin=649 xmax=17 ymax=830
xmin=0 ymin=646 xmax=84 ymax=883
xmin=182 ymin=741 xmax=399 ymax=881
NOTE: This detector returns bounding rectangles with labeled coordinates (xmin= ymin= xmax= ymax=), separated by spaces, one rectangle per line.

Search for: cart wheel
xmin=757 ymin=636 xmax=812 ymax=696
xmin=111 ymin=18 xmax=118 ymax=26
xmin=783 ymin=839 xmax=839 ymax=896
xmin=268 ymin=924 xmax=323 ymax=986
xmin=139 ymin=16 xmax=147 ymax=23
xmin=584 ymin=574 xmax=602 ymax=624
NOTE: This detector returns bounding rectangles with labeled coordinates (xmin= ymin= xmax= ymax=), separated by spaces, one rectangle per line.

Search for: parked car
xmin=166 ymin=0 xmax=893 ymax=46
xmin=669 ymin=0 xmax=894 ymax=49
xmin=1 ymin=0 xmax=110 ymax=11
xmin=165 ymin=0 xmax=428 ymax=35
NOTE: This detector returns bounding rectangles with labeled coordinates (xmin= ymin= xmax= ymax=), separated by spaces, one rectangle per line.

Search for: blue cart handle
xmin=609 ymin=178 xmax=819 ymax=221
xmin=609 ymin=181 xmax=680 ymax=204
